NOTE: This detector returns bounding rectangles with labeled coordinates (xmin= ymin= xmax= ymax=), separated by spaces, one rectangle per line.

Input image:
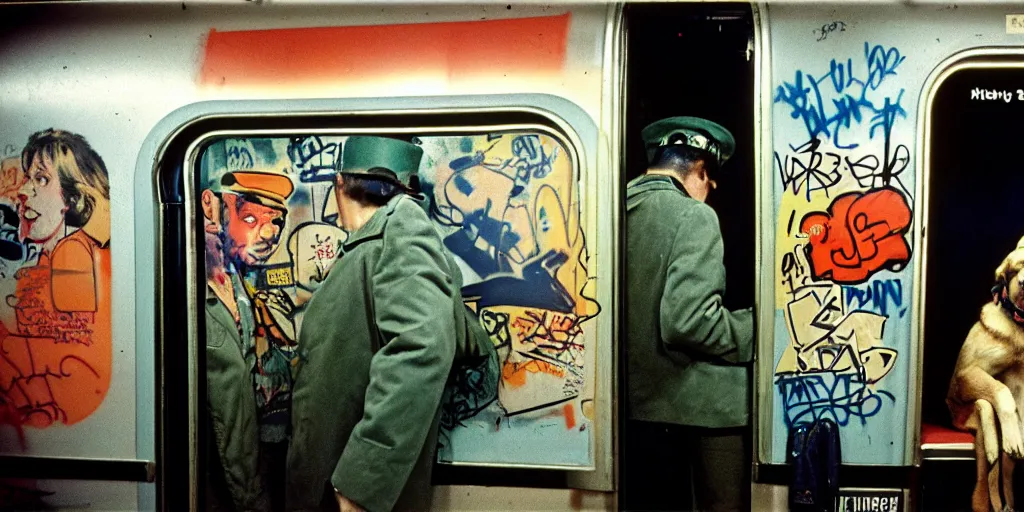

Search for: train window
xmin=921 ymin=63 xmax=1024 ymax=507
xmin=175 ymin=111 xmax=607 ymax=504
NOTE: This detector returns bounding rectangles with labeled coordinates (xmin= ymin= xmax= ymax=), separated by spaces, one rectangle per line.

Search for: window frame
xmin=146 ymin=101 xmax=615 ymax=506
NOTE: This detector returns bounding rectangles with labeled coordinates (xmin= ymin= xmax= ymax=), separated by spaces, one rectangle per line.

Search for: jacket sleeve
xmin=331 ymin=213 xmax=457 ymax=512
xmin=659 ymin=203 xmax=754 ymax=363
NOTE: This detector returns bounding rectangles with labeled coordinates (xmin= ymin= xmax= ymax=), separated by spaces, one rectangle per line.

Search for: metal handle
xmin=0 ymin=455 xmax=155 ymax=482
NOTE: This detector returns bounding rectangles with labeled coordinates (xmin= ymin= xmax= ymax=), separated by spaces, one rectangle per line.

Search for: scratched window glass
xmin=770 ymin=43 xmax=913 ymax=465
xmin=196 ymin=131 xmax=599 ymax=477
xmin=921 ymin=67 xmax=1024 ymax=435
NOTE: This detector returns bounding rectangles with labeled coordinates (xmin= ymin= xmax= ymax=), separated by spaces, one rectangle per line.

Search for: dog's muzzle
xmin=993 ymin=278 xmax=1024 ymax=324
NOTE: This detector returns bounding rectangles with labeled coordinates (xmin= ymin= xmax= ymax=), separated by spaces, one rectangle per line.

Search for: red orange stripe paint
xmin=562 ymin=403 xmax=576 ymax=430
xmin=199 ymin=13 xmax=571 ymax=88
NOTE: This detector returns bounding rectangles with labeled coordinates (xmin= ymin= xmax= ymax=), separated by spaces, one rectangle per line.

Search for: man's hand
xmin=335 ymin=492 xmax=365 ymax=512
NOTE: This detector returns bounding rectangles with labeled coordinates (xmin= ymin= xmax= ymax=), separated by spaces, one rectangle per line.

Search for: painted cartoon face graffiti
xmin=202 ymin=163 xmax=299 ymax=445
xmin=17 ymin=155 xmax=67 ymax=250
xmin=0 ymin=128 xmax=112 ymax=430
xmin=223 ymin=194 xmax=286 ymax=267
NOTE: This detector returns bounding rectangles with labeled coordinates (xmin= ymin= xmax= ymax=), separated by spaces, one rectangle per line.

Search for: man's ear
xmin=201 ymin=189 xmax=216 ymax=221
xmin=694 ymin=165 xmax=709 ymax=183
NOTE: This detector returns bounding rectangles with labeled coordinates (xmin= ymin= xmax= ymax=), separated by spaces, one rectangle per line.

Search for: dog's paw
xmin=1004 ymin=426 xmax=1024 ymax=459
xmin=988 ymin=441 xmax=1001 ymax=465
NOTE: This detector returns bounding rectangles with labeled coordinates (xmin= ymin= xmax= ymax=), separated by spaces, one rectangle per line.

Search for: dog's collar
xmin=993 ymin=280 xmax=1024 ymax=325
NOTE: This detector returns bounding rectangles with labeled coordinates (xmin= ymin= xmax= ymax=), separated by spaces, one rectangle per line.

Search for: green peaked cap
xmin=338 ymin=136 xmax=424 ymax=194
xmin=641 ymin=116 xmax=736 ymax=168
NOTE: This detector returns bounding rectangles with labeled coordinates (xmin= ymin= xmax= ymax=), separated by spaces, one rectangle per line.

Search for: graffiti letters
xmin=287 ymin=222 xmax=346 ymax=293
xmin=844 ymin=279 xmax=905 ymax=318
xmin=511 ymin=134 xmax=558 ymax=185
xmin=509 ymin=308 xmax=585 ymax=368
xmin=800 ymin=187 xmax=912 ymax=284
xmin=774 ymin=42 xmax=912 ymax=454
xmin=778 ymin=373 xmax=896 ymax=428
xmin=775 ymin=42 xmax=906 ymax=150
xmin=425 ymin=131 xmax=598 ymax=449
xmin=846 ymin=144 xmax=911 ymax=198
xmin=776 ymin=138 xmax=843 ymax=200
xmin=776 ymin=284 xmax=900 ymax=426
xmin=778 ymin=283 xmax=898 ymax=412
xmin=462 ymin=250 xmax=576 ymax=313
xmin=440 ymin=353 xmax=499 ymax=432
xmin=814 ymin=21 xmax=847 ymax=42
xmin=781 ymin=243 xmax=815 ymax=297
xmin=289 ymin=136 xmax=339 ymax=183
xmin=226 ymin=144 xmax=254 ymax=171
xmin=776 ymin=137 xmax=912 ymax=201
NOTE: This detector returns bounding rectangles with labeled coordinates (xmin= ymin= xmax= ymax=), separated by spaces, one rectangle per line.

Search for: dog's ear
xmin=996 ymin=248 xmax=1024 ymax=282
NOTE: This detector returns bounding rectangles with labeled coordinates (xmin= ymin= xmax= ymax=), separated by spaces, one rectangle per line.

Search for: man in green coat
xmin=202 ymin=182 xmax=269 ymax=512
xmin=286 ymin=136 xmax=491 ymax=512
xmin=622 ymin=117 xmax=754 ymax=512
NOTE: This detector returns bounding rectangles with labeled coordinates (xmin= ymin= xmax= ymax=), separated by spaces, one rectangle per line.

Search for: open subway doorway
xmin=919 ymin=64 xmax=1024 ymax=510
xmin=623 ymin=1 xmax=755 ymax=318
xmin=620 ymin=2 xmax=755 ymax=509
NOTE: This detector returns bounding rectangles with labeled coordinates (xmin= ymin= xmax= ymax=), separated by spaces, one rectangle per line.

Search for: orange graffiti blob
xmin=562 ymin=403 xmax=576 ymax=430
xmin=0 ymin=158 xmax=24 ymax=204
xmin=501 ymin=359 xmax=566 ymax=388
xmin=0 ymin=243 xmax=111 ymax=428
xmin=799 ymin=187 xmax=912 ymax=283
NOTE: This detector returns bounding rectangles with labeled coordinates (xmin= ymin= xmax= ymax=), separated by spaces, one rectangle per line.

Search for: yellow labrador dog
xmin=948 ymin=236 xmax=1024 ymax=512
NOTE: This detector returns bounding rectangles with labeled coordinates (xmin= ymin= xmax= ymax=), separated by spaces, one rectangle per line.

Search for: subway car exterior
xmin=0 ymin=0 xmax=1021 ymax=510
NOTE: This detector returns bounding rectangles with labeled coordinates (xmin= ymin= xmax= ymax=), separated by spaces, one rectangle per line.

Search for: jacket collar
xmin=206 ymin=271 xmax=242 ymax=334
xmin=342 ymin=194 xmax=420 ymax=251
xmin=205 ymin=265 xmax=241 ymax=304
xmin=626 ymin=174 xmax=689 ymax=210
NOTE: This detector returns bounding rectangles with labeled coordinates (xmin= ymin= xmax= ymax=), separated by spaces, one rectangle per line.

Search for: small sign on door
xmin=837 ymin=488 xmax=904 ymax=512
xmin=1007 ymin=14 xmax=1024 ymax=34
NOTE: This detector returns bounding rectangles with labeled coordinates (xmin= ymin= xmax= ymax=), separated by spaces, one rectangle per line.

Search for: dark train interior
xmin=620 ymin=2 xmax=755 ymax=507
xmin=920 ymin=66 xmax=1024 ymax=510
